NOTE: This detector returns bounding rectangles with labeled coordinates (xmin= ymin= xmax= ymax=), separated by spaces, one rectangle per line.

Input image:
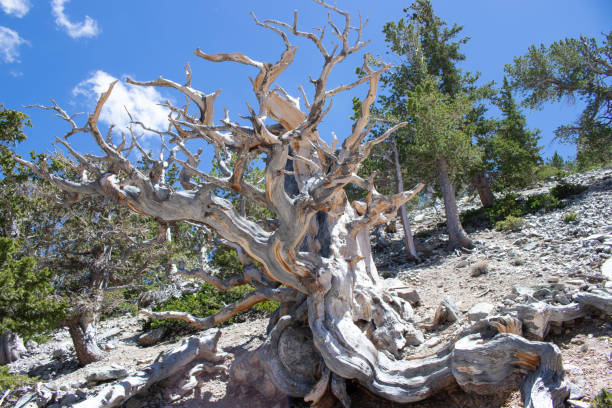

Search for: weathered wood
xmin=0 ymin=331 xmax=26 ymax=365
xmin=73 ymin=329 xmax=225 ymax=408
xmin=452 ymin=333 xmax=568 ymax=407
xmin=515 ymin=292 xmax=611 ymax=340
xmin=573 ymin=291 xmax=612 ymax=314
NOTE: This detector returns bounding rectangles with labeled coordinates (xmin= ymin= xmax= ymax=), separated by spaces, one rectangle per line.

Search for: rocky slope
xmin=3 ymin=167 xmax=612 ymax=408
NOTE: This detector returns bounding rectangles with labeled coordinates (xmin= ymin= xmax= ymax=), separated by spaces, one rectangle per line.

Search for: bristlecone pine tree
xmin=15 ymin=2 xmax=606 ymax=406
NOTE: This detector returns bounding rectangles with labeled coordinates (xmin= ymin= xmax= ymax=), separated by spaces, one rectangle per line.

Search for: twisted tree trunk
xmin=67 ymin=313 xmax=105 ymax=367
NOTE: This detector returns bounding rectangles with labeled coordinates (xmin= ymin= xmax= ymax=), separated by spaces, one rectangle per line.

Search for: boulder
xmin=85 ymin=364 xmax=128 ymax=383
xmin=432 ymin=297 xmax=460 ymax=326
xmin=138 ymin=327 xmax=165 ymax=347
xmin=394 ymin=288 xmax=421 ymax=306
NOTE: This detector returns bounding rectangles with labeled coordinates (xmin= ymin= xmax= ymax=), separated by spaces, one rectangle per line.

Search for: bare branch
xmin=141 ymin=287 xmax=297 ymax=330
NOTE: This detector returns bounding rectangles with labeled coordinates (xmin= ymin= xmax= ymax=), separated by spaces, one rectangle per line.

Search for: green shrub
xmin=470 ymin=259 xmax=489 ymax=276
xmin=562 ymin=212 xmax=578 ymax=223
xmin=495 ymin=215 xmax=525 ymax=231
xmin=142 ymin=283 xmax=279 ymax=337
xmin=525 ymin=193 xmax=563 ymax=213
xmin=550 ymin=182 xmax=587 ymax=199
xmin=536 ymin=164 xmax=565 ymax=180
xmin=486 ymin=193 xmax=523 ymax=223
xmin=592 ymin=388 xmax=612 ymax=408
xmin=0 ymin=366 xmax=37 ymax=390
xmin=460 ymin=207 xmax=488 ymax=227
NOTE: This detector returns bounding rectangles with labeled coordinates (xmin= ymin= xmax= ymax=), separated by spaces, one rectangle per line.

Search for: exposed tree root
xmin=515 ymin=291 xmax=611 ymax=339
xmin=73 ymin=329 xmax=226 ymax=408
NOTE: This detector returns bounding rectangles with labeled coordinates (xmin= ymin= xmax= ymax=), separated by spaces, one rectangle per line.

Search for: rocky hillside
xmin=3 ymin=168 xmax=612 ymax=408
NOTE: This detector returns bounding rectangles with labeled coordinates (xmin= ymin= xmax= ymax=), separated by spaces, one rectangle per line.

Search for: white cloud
xmin=0 ymin=0 xmax=31 ymax=17
xmin=51 ymin=0 xmax=100 ymax=39
xmin=73 ymin=70 xmax=170 ymax=137
xmin=0 ymin=26 xmax=28 ymax=63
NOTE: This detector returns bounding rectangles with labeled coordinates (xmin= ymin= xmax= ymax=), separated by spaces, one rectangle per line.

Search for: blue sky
xmin=1 ymin=0 xmax=610 ymax=165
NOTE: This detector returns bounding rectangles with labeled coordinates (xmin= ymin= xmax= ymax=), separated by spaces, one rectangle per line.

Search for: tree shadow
xmin=28 ymin=356 xmax=79 ymax=380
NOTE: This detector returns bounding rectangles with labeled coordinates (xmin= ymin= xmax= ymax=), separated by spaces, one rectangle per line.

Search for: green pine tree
xmin=505 ymin=32 xmax=612 ymax=167
xmin=477 ymin=77 xmax=542 ymax=192
xmin=550 ymin=151 xmax=565 ymax=169
xmin=374 ymin=0 xmax=488 ymax=249
xmin=0 ymin=238 xmax=64 ymax=339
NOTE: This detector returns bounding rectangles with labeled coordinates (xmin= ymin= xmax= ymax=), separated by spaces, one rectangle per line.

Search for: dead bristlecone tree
xmin=16 ymin=2 xmax=611 ymax=407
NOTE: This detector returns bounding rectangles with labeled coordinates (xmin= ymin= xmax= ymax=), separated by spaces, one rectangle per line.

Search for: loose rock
xmin=138 ymin=327 xmax=165 ymax=347
xmin=467 ymin=303 xmax=494 ymax=321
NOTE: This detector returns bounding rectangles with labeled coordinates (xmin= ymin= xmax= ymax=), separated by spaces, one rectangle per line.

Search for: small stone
xmin=533 ymin=288 xmax=552 ymax=299
xmin=467 ymin=303 xmax=494 ymax=321
xmin=554 ymin=293 xmax=571 ymax=305
xmin=523 ymin=242 xmax=538 ymax=251
xmin=512 ymin=285 xmax=535 ymax=297
xmin=456 ymin=260 xmax=468 ymax=268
